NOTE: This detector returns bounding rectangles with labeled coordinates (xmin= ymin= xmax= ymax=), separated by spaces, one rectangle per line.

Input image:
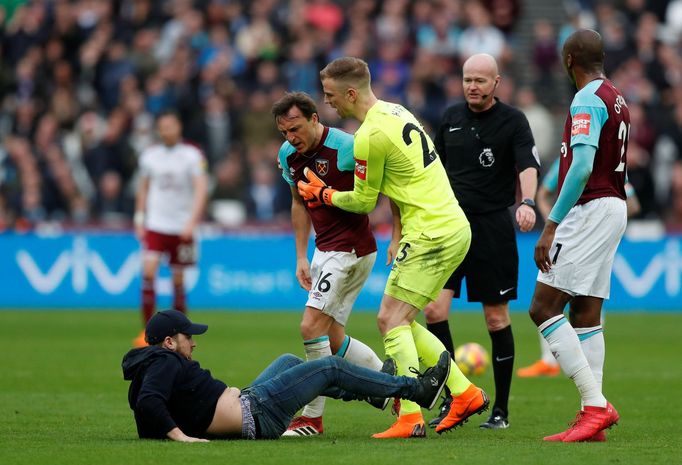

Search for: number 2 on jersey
xmin=402 ymin=123 xmax=437 ymax=168
xmin=615 ymin=121 xmax=629 ymax=172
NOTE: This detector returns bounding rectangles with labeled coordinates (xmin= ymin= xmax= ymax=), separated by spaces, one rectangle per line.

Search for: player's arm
xmin=625 ymin=182 xmax=641 ymax=217
xmin=291 ymin=186 xmax=313 ymax=290
xmin=134 ymin=175 xmax=150 ymax=239
xmin=535 ymin=143 xmax=596 ymax=272
xmin=182 ymin=171 xmax=208 ymax=239
xmin=330 ymin=129 xmax=384 ymax=214
xmin=386 ymin=199 xmax=402 ymax=266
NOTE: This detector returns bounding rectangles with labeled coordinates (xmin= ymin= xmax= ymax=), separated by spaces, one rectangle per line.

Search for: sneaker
xmin=372 ymin=412 xmax=426 ymax=439
xmin=561 ymin=402 xmax=619 ymax=442
xmin=281 ymin=415 xmax=323 ymax=437
xmin=517 ymin=359 xmax=560 ymax=378
xmin=132 ymin=330 xmax=148 ymax=348
xmin=480 ymin=408 xmax=509 ymax=429
xmin=428 ymin=395 xmax=452 ymax=428
xmin=366 ymin=358 xmax=397 ymax=410
xmin=411 ymin=351 xmax=451 ymax=410
xmin=544 ymin=426 xmax=607 ymax=442
xmin=435 ymin=384 xmax=490 ymax=434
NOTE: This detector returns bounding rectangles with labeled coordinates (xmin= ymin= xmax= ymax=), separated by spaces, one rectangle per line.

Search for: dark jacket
xmin=122 ymin=346 xmax=227 ymax=439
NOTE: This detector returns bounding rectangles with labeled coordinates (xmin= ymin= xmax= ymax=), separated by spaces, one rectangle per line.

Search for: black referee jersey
xmin=434 ymin=98 xmax=540 ymax=215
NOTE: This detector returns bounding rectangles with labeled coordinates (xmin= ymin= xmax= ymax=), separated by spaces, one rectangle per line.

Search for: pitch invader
xmin=529 ymin=29 xmax=629 ymax=442
xmin=273 ymin=92 xmax=386 ymax=437
xmin=133 ymin=111 xmax=208 ymax=348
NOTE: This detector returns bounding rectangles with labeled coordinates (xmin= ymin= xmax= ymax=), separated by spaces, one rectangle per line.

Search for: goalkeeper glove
xmin=297 ymin=167 xmax=337 ymax=208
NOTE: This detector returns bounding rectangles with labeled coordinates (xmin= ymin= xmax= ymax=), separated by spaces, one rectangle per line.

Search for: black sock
xmin=427 ymin=320 xmax=455 ymax=356
xmin=490 ymin=325 xmax=514 ymax=416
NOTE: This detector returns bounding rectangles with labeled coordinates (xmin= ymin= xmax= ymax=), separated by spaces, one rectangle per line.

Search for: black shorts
xmin=444 ymin=208 xmax=518 ymax=303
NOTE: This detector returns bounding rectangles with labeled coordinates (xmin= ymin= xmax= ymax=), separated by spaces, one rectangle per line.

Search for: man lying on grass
xmin=122 ymin=310 xmax=450 ymax=441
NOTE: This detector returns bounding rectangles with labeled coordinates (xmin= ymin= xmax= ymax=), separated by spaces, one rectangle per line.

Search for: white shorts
xmin=537 ymin=197 xmax=626 ymax=298
xmin=306 ymin=249 xmax=377 ymax=326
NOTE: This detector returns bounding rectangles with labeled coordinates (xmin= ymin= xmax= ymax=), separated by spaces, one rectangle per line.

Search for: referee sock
xmin=539 ymin=315 xmax=606 ymax=408
xmin=411 ymin=321 xmax=471 ymax=397
xmin=383 ymin=325 xmax=421 ymax=415
xmin=338 ymin=335 xmax=383 ymax=371
xmin=141 ymin=277 xmax=155 ymax=324
xmin=489 ymin=325 xmax=514 ymax=416
xmin=301 ymin=336 xmax=331 ymax=418
xmin=575 ymin=326 xmax=605 ymax=392
xmin=426 ymin=320 xmax=455 ymax=356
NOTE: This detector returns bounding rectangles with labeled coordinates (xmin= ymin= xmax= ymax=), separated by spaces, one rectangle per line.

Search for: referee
xmin=425 ymin=53 xmax=540 ymax=430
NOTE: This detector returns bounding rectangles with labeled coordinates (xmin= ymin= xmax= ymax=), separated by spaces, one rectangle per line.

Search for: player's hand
xmin=180 ymin=224 xmax=194 ymax=241
xmin=297 ymin=167 xmax=336 ymax=208
xmin=516 ymin=204 xmax=536 ymax=232
xmin=296 ymin=257 xmax=312 ymax=291
xmin=534 ymin=221 xmax=557 ymax=273
xmin=386 ymin=238 xmax=400 ymax=266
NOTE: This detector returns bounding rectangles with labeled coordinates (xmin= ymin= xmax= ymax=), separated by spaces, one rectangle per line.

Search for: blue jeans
xmin=241 ymin=354 xmax=420 ymax=439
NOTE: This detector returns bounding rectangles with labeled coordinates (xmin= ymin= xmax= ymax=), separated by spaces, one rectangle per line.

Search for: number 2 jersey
xmin=279 ymin=126 xmax=376 ymax=257
xmin=559 ymin=78 xmax=629 ymax=203
xmin=332 ymin=100 xmax=469 ymax=238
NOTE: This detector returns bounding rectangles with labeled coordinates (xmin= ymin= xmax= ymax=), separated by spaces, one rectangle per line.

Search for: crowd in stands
xmin=0 ymin=0 xmax=681 ymax=233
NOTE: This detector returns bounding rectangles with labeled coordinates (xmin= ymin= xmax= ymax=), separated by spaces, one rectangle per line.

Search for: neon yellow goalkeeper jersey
xmin=332 ymin=100 xmax=468 ymax=238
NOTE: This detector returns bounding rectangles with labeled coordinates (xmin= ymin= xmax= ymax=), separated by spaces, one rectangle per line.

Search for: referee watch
xmin=521 ymin=198 xmax=536 ymax=208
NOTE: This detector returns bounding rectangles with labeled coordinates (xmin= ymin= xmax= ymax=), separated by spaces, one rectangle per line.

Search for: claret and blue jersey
xmin=558 ymin=78 xmax=629 ymax=204
xmin=278 ymin=126 xmax=376 ymax=257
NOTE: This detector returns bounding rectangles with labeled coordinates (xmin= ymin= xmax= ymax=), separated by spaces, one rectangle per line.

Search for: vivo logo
xmin=613 ymin=239 xmax=682 ymax=298
xmin=15 ymin=236 xmax=197 ymax=295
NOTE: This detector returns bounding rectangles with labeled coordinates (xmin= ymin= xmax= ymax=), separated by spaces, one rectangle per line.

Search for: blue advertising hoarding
xmin=0 ymin=232 xmax=680 ymax=311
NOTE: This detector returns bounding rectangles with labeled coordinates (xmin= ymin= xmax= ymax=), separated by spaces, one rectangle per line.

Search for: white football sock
xmin=539 ymin=315 xmax=606 ymax=408
xmin=338 ymin=335 xmax=383 ymax=371
xmin=575 ymin=326 xmax=605 ymax=392
xmin=301 ymin=336 xmax=331 ymax=418
xmin=539 ymin=331 xmax=558 ymax=365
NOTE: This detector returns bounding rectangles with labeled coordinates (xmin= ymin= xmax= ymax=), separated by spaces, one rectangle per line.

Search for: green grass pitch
xmin=2 ymin=310 xmax=681 ymax=465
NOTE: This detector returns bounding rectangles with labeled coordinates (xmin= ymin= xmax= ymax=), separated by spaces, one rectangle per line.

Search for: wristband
xmin=521 ymin=198 xmax=535 ymax=208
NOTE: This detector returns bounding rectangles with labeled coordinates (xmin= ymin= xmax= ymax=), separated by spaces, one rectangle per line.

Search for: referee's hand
xmin=516 ymin=204 xmax=536 ymax=232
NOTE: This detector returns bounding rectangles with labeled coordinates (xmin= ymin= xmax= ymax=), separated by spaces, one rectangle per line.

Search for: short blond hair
xmin=319 ymin=57 xmax=371 ymax=89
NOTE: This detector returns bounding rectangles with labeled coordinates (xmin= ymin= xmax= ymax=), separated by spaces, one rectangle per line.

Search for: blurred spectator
xmin=0 ymin=0 xmax=680 ymax=233
xmin=515 ymin=87 xmax=554 ymax=168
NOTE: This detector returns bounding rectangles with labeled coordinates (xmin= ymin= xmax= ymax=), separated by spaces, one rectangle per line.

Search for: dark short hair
xmin=319 ymin=57 xmax=371 ymax=88
xmin=155 ymin=110 xmax=181 ymax=123
xmin=271 ymin=92 xmax=318 ymax=120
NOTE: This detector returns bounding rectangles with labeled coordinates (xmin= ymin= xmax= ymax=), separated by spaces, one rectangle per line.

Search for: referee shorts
xmin=445 ymin=209 xmax=518 ymax=303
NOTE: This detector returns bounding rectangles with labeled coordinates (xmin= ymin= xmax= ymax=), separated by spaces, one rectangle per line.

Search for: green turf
xmin=2 ymin=310 xmax=681 ymax=465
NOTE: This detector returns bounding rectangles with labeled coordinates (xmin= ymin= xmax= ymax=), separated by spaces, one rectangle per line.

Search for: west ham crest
xmin=315 ymin=159 xmax=329 ymax=176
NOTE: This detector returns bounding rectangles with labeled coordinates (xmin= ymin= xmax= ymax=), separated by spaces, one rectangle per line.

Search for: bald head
xmin=562 ymin=29 xmax=604 ymax=72
xmin=463 ymin=53 xmax=499 ymax=78
xmin=462 ymin=54 xmax=500 ymax=112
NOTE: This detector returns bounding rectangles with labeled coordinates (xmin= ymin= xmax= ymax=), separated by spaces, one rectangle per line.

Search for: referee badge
xmin=315 ymin=159 xmax=329 ymax=176
xmin=479 ymin=148 xmax=495 ymax=167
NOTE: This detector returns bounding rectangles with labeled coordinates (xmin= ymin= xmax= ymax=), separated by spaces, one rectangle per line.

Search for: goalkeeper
xmin=297 ymin=57 xmax=489 ymax=438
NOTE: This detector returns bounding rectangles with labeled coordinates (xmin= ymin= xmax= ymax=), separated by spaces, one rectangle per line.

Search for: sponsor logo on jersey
xmin=315 ymin=159 xmax=329 ymax=176
xmin=355 ymin=158 xmax=367 ymax=180
xmin=479 ymin=148 xmax=495 ymax=167
xmin=571 ymin=113 xmax=591 ymax=136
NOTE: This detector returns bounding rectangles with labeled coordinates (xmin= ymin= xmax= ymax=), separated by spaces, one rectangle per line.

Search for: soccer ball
xmin=454 ymin=342 xmax=490 ymax=376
